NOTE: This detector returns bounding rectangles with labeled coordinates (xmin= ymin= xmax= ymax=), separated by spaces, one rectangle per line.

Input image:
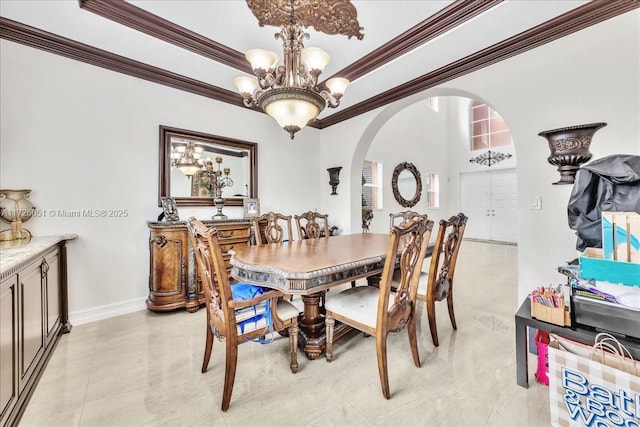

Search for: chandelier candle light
xmin=234 ymin=0 xmax=350 ymax=139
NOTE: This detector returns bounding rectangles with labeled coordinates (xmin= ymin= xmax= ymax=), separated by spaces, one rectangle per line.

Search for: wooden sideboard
xmin=0 ymin=234 xmax=76 ymax=427
xmin=147 ymin=219 xmax=251 ymax=312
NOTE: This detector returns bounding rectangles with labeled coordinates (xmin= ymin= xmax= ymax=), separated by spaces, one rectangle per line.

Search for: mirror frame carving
xmin=391 ymin=162 xmax=422 ymax=208
xmin=158 ymin=126 xmax=258 ymax=207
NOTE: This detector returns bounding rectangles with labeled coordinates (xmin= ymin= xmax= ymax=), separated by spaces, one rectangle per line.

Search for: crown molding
xmin=318 ymin=0 xmax=640 ymax=128
xmin=2 ymin=1 xmax=638 ymax=130
xmin=78 ymin=0 xmax=252 ymax=74
xmin=322 ymin=0 xmax=503 ymax=85
xmin=0 ymin=17 xmax=244 ymax=106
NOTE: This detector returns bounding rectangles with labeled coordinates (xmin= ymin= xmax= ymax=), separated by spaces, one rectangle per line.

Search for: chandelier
xmin=233 ymin=0 xmax=350 ymax=139
xmin=171 ymin=141 xmax=203 ymax=177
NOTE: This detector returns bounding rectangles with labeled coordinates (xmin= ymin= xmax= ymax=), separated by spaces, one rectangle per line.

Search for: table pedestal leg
xmin=298 ymin=292 xmax=351 ymax=360
xmin=300 ymin=293 xmax=324 ymax=337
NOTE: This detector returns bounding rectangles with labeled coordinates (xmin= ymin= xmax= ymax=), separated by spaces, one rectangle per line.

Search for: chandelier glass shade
xmin=171 ymin=141 xmax=203 ymax=177
xmin=234 ymin=16 xmax=350 ymax=139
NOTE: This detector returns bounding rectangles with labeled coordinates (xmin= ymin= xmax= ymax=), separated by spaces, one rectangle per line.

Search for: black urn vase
xmin=327 ymin=167 xmax=342 ymax=195
xmin=538 ymin=122 xmax=606 ymax=185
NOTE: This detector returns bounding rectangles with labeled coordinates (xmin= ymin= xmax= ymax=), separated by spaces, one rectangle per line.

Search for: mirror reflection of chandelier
xmin=233 ymin=0 xmax=350 ymax=139
xmin=171 ymin=141 xmax=203 ymax=177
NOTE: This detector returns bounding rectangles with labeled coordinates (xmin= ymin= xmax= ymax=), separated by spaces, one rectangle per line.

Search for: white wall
xmin=0 ymin=41 xmax=323 ymax=322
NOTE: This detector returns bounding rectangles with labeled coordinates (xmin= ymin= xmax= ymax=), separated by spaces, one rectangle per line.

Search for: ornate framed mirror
xmin=392 ymin=162 xmax=422 ymax=208
xmin=158 ymin=126 xmax=258 ymax=207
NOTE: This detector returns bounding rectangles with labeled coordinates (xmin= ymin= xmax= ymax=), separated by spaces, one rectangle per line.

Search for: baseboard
xmin=69 ymin=297 xmax=147 ymax=325
xmin=464 ymin=238 xmax=518 ymax=246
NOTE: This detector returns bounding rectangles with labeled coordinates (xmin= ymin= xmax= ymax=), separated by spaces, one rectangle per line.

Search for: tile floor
xmin=19 ymin=241 xmax=551 ymax=427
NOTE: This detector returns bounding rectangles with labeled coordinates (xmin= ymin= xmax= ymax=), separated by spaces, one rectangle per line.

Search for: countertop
xmin=0 ymin=234 xmax=77 ymax=280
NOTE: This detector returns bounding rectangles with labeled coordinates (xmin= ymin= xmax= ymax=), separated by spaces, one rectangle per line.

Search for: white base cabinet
xmin=0 ymin=236 xmax=74 ymax=427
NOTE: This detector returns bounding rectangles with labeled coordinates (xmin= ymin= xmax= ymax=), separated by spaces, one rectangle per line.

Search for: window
xmin=470 ymin=101 xmax=512 ymax=151
xmin=425 ymin=172 xmax=439 ymax=208
xmin=362 ymin=160 xmax=383 ymax=210
xmin=427 ymin=97 xmax=439 ymax=112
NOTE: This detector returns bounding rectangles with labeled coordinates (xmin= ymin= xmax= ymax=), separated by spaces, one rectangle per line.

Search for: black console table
xmin=515 ymin=297 xmax=640 ymax=388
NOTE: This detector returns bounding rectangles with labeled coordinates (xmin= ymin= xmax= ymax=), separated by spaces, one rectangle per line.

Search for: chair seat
xmin=275 ymin=299 xmax=300 ymax=321
xmin=325 ymin=286 xmax=392 ymax=329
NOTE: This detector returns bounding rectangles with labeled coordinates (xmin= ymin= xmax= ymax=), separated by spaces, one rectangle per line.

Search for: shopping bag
xmin=548 ymin=333 xmax=640 ymax=427
xmin=535 ymin=330 xmax=551 ymax=385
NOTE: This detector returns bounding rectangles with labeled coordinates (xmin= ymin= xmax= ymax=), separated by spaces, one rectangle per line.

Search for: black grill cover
xmin=567 ymin=154 xmax=640 ymax=251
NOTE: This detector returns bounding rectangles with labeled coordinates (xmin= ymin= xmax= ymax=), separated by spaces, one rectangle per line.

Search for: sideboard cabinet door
xmin=147 ymin=229 xmax=187 ymax=312
xmin=18 ymin=259 xmax=45 ymax=394
xmin=44 ymin=250 xmax=60 ymax=344
xmin=0 ymin=275 xmax=18 ymax=427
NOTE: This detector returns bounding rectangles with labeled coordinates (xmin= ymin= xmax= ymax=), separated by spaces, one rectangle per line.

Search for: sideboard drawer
xmin=220 ymin=240 xmax=250 ymax=255
xmin=215 ymin=227 xmax=251 ymax=240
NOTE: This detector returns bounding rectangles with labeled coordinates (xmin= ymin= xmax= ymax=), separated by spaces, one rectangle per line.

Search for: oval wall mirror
xmin=158 ymin=126 xmax=258 ymax=207
xmin=392 ymin=162 xmax=422 ymax=207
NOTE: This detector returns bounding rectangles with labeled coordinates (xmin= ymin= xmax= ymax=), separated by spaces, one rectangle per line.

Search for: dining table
xmin=229 ymin=233 xmax=433 ymax=359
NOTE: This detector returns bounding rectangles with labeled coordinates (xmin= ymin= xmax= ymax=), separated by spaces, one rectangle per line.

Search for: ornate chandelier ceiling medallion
xmin=246 ymin=0 xmax=364 ymax=40
xmin=235 ymin=0 xmax=363 ymax=139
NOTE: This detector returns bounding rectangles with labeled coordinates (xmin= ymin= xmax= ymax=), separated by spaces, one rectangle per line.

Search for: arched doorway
xmin=350 ymin=92 xmax=518 ymax=244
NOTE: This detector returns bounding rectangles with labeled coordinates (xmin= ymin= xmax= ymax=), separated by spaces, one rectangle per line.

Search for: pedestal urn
xmin=538 ymin=122 xmax=606 ymax=185
xmin=327 ymin=167 xmax=342 ymax=195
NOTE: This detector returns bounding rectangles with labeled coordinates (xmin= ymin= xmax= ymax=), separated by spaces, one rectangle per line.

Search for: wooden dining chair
xmin=251 ymin=212 xmax=297 ymax=303
xmin=324 ymin=215 xmax=434 ymax=399
xmin=417 ymin=212 xmax=468 ymax=347
xmin=186 ymin=217 xmax=299 ymax=412
xmin=389 ymin=210 xmax=429 ymax=269
xmin=252 ymin=211 xmax=294 ymax=245
xmin=294 ymin=211 xmax=331 ymax=240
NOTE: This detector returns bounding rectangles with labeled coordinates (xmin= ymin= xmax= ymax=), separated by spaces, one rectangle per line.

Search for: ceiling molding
xmin=319 ymin=0 xmax=640 ymax=128
xmin=2 ymin=1 xmax=638 ymax=131
xmin=78 ymin=0 xmax=253 ymax=74
xmin=323 ymin=0 xmax=503 ymax=84
xmin=78 ymin=0 xmax=500 ymax=86
xmin=0 ymin=17 xmax=244 ymax=106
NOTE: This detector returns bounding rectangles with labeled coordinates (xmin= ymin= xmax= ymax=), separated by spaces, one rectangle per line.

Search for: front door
xmin=460 ymin=169 xmax=518 ymax=243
